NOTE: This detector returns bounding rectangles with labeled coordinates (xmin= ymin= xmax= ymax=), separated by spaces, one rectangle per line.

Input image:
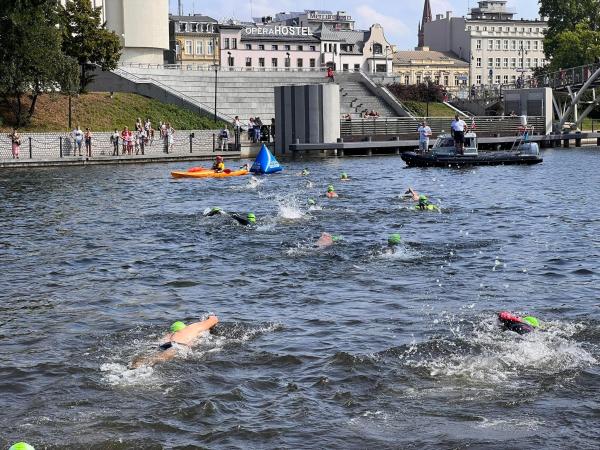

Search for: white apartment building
xmin=423 ymin=1 xmax=548 ymax=86
xmin=61 ymin=0 xmax=169 ymax=64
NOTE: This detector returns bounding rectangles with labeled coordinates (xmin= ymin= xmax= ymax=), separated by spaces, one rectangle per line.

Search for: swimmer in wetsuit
xmin=325 ymin=185 xmax=338 ymax=198
xmin=385 ymin=233 xmax=401 ymax=254
xmin=315 ymin=232 xmax=342 ymax=248
xmin=130 ymin=316 xmax=218 ymax=368
xmin=204 ymin=207 xmax=256 ymax=226
xmin=498 ymin=311 xmax=539 ymax=335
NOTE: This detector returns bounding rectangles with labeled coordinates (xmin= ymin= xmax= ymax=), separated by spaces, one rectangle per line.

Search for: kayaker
xmin=451 ymin=114 xmax=468 ymax=155
xmin=130 ymin=316 xmax=219 ymax=368
xmin=326 ymin=185 xmax=338 ymax=198
xmin=212 ymin=155 xmax=225 ymax=172
xmin=498 ymin=311 xmax=540 ymax=335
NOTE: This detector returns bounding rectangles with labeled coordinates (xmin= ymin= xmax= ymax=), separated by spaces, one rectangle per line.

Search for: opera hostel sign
xmin=244 ymin=26 xmax=312 ymax=36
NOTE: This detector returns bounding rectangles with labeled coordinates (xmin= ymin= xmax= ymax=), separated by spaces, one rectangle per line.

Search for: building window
xmin=191 ymin=23 xmax=197 ymax=33
xmin=245 ymin=43 xmax=252 ymax=50
xmin=297 ymin=58 xmax=303 ymax=68
xmin=207 ymin=40 xmax=214 ymax=55
xmin=405 ymin=75 xmax=410 ymax=84
xmin=495 ymin=58 xmax=501 ymax=68
xmin=284 ymin=57 xmax=290 ymax=68
xmin=272 ymin=44 xmax=278 ymax=51
xmin=179 ymin=22 xmax=187 ymax=32
xmin=310 ymin=58 xmax=316 ymax=68
xmin=491 ymin=26 xmax=495 ymax=31
xmin=511 ymin=40 xmax=516 ymax=50
xmin=495 ymin=75 xmax=501 ymax=84
xmin=526 ymin=41 xmax=531 ymax=50
xmin=495 ymin=40 xmax=501 ymax=50
xmin=284 ymin=45 xmax=291 ymax=51
xmin=258 ymin=44 xmax=264 ymax=50
xmin=476 ymin=39 xmax=481 ymax=49
xmin=534 ymin=41 xmax=539 ymax=50
xmin=434 ymin=75 xmax=440 ymax=84
xmin=272 ymin=58 xmax=278 ymax=67
xmin=343 ymin=63 xmax=348 ymax=71
xmin=511 ymin=75 xmax=516 ymax=83
xmin=534 ymin=58 xmax=539 ymax=67
xmin=510 ymin=58 xmax=516 ymax=68
xmin=228 ymin=56 xmax=234 ymax=67
xmin=373 ymin=43 xmax=383 ymax=55
xmin=503 ymin=58 xmax=508 ymax=68
xmin=476 ymin=57 xmax=482 ymax=67
xmin=476 ymin=74 xmax=482 ymax=84
xmin=245 ymin=57 xmax=252 ymax=67
xmin=185 ymin=40 xmax=192 ymax=54
xmin=503 ymin=75 xmax=509 ymax=84
xmin=416 ymin=75 xmax=421 ymax=84
xmin=310 ymin=45 xmax=316 ymax=51
xmin=503 ymin=40 xmax=508 ymax=50
xmin=298 ymin=45 xmax=304 ymax=51
xmin=526 ymin=58 xmax=531 ymax=68
xmin=488 ymin=58 xmax=493 ymax=68
xmin=444 ymin=75 xmax=449 ymax=85
xmin=259 ymin=57 xmax=265 ymax=67
xmin=231 ymin=38 xmax=237 ymax=49
xmin=488 ymin=40 xmax=493 ymax=50
xmin=196 ymin=41 xmax=203 ymax=55
xmin=224 ymin=38 xmax=230 ymax=49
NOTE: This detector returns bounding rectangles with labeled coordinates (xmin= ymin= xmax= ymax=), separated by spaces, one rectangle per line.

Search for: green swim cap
xmin=247 ymin=212 xmax=256 ymax=223
xmin=211 ymin=207 xmax=222 ymax=213
xmin=327 ymin=185 xmax=334 ymax=192
xmin=419 ymin=195 xmax=428 ymax=202
xmin=331 ymin=235 xmax=342 ymax=242
xmin=307 ymin=198 xmax=316 ymax=205
xmin=388 ymin=233 xmax=401 ymax=245
xmin=522 ymin=316 xmax=539 ymax=327
xmin=170 ymin=321 xmax=186 ymax=332
xmin=341 ymin=172 xmax=348 ymax=179
xmin=9 ymin=443 xmax=35 ymax=450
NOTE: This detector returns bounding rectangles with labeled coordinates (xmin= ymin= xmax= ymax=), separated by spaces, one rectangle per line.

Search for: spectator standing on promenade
xmin=110 ymin=129 xmax=119 ymax=156
xmin=136 ymin=126 xmax=147 ymax=155
xmin=219 ymin=127 xmax=230 ymax=150
xmin=135 ymin=117 xmax=143 ymax=131
xmin=84 ymin=127 xmax=92 ymax=157
xmin=72 ymin=125 xmax=84 ymax=156
xmin=167 ymin=123 xmax=175 ymax=152
xmin=327 ymin=66 xmax=335 ymax=82
xmin=270 ymin=118 xmax=275 ymax=142
xmin=8 ymin=128 xmax=21 ymax=159
xmin=248 ymin=118 xmax=256 ymax=142
xmin=233 ymin=116 xmax=241 ymax=132
xmin=254 ymin=117 xmax=263 ymax=142
xmin=121 ymin=126 xmax=132 ymax=155
xmin=417 ymin=120 xmax=432 ymax=153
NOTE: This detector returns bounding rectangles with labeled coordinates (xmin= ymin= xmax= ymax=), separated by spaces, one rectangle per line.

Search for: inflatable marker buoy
xmin=250 ymin=144 xmax=283 ymax=174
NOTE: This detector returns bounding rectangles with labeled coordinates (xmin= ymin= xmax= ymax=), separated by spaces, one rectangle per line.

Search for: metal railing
xmin=0 ymin=130 xmax=222 ymax=161
xmin=119 ymin=62 xmax=331 ymax=73
xmin=340 ymin=116 xmax=546 ymax=138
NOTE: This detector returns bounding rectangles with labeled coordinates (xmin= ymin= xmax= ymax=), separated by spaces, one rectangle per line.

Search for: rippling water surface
xmin=1 ymin=149 xmax=599 ymax=449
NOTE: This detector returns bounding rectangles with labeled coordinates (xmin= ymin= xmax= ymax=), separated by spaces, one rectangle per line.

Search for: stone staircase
xmin=339 ymin=80 xmax=397 ymax=117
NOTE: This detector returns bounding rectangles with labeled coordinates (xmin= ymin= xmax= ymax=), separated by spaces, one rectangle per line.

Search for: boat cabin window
xmin=464 ymin=136 xmax=476 ymax=148
xmin=437 ymin=137 xmax=455 ymax=147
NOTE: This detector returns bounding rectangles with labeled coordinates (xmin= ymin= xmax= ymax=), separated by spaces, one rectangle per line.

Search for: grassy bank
xmin=402 ymin=101 xmax=456 ymax=117
xmin=0 ymin=92 xmax=223 ymax=132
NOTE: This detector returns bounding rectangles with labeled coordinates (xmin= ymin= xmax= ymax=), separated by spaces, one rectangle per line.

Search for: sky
xmin=168 ymin=0 xmax=541 ymax=49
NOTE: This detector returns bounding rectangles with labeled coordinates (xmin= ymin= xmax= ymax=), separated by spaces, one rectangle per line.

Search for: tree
xmin=59 ymin=0 xmax=122 ymax=91
xmin=0 ymin=1 xmax=79 ymax=127
xmin=548 ymin=24 xmax=600 ymax=69
xmin=540 ymin=0 xmax=600 ymax=64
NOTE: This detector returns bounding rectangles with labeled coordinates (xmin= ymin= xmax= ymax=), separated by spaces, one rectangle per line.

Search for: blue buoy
xmin=250 ymin=144 xmax=283 ymax=174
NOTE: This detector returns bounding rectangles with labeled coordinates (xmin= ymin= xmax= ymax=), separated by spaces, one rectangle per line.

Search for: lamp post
xmin=213 ymin=35 xmax=218 ymax=124
xmin=286 ymin=52 xmax=290 ymax=70
xmin=518 ymin=41 xmax=528 ymax=88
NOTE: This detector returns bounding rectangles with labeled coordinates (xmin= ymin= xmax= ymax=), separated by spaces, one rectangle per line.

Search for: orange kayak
xmin=171 ymin=169 xmax=249 ymax=179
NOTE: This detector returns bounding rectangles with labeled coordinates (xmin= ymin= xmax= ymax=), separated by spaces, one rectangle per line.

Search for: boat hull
xmin=401 ymin=152 xmax=543 ymax=168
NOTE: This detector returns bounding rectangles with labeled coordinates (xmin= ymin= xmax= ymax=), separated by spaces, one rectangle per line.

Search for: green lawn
xmin=402 ymin=101 xmax=457 ymax=118
xmin=0 ymin=92 xmax=224 ymax=132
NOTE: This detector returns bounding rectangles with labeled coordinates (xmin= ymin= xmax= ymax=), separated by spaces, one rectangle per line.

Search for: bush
xmin=387 ymin=81 xmax=446 ymax=103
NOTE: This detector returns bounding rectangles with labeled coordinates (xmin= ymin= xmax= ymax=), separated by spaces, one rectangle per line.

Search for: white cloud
xmin=355 ymin=5 xmax=410 ymax=37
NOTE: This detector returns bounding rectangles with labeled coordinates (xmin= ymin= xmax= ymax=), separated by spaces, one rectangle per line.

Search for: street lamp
xmin=517 ymin=41 xmax=528 ymax=87
xmin=213 ymin=35 xmax=218 ymax=124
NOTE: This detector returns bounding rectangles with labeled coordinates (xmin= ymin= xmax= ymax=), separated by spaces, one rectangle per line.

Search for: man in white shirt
xmin=450 ymin=114 xmax=468 ymax=155
xmin=417 ymin=121 xmax=432 ymax=152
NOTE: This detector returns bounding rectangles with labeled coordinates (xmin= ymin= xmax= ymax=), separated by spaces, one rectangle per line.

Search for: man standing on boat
xmin=417 ymin=120 xmax=432 ymax=153
xmin=451 ymin=114 xmax=468 ymax=155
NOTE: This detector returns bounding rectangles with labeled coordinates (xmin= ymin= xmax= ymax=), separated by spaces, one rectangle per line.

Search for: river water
xmin=0 ymin=149 xmax=598 ymax=449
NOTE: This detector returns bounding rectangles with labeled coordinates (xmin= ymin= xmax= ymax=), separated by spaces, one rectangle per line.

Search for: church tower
xmin=417 ymin=0 xmax=432 ymax=48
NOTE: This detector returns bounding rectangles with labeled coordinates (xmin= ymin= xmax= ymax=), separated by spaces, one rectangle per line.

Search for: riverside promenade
xmin=0 ymin=129 xmax=251 ymax=168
